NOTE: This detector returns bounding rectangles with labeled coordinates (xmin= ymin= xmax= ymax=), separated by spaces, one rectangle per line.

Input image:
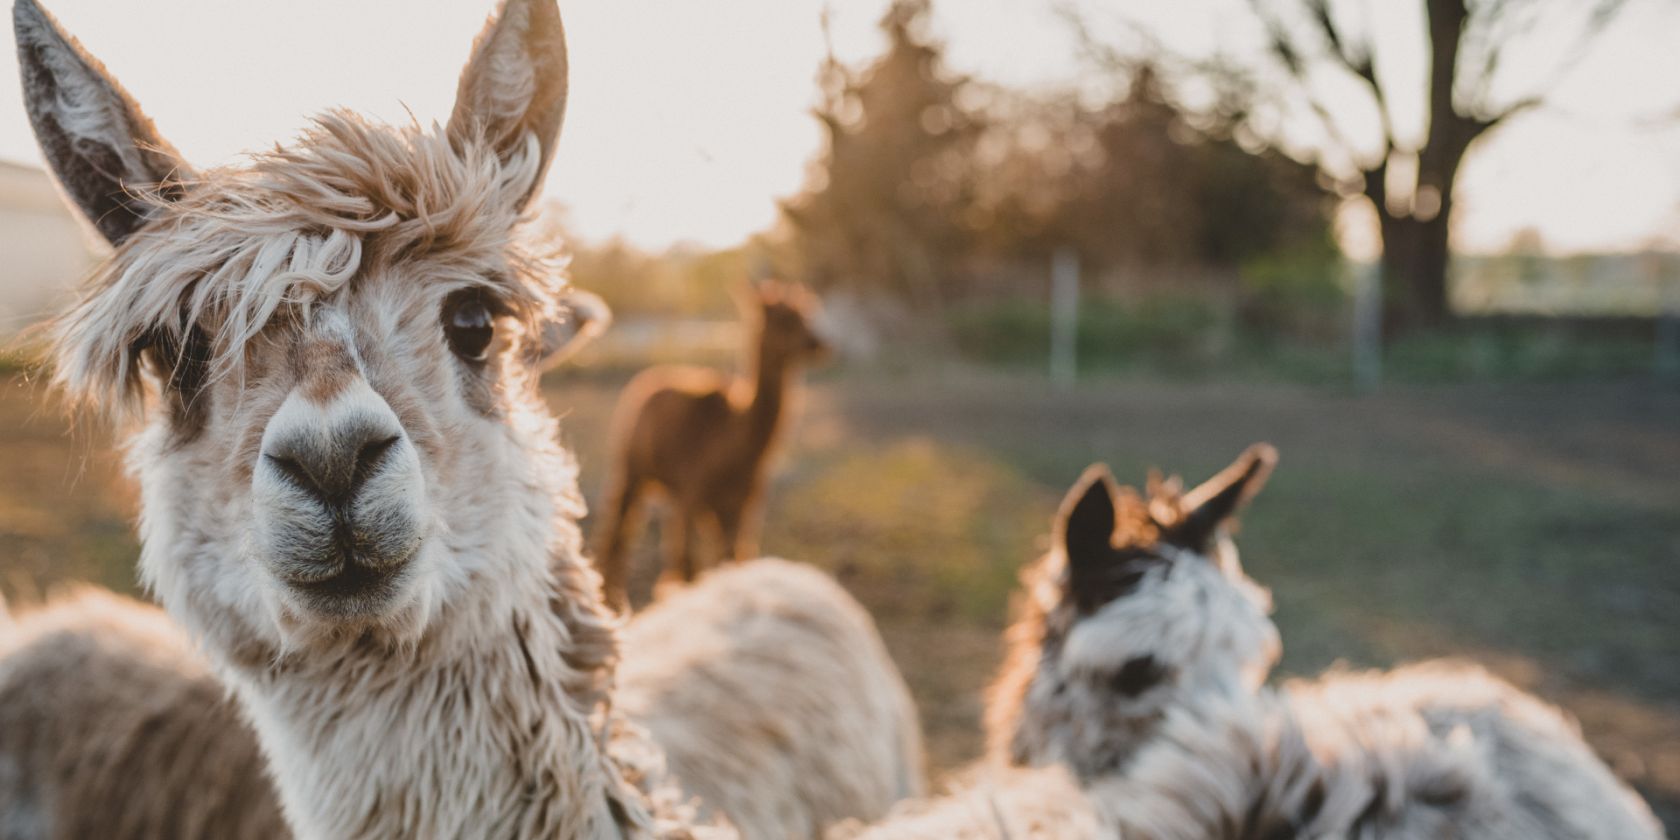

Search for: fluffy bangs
xmin=49 ymin=110 xmax=565 ymax=419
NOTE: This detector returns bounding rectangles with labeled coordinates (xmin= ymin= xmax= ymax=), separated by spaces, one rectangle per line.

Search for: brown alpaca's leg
xmin=715 ymin=501 xmax=760 ymax=564
xmin=664 ymin=505 xmax=698 ymax=583
xmin=594 ymin=476 xmax=644 ymax=609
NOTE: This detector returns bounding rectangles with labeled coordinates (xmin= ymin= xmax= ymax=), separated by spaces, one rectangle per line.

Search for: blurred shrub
xmin=1386 ymin=322 xmax=1656 ymax=382
xmin=1237 ymin=237 xmax=1347 ymax=343
xmin=763 ymin=438 xmax=1048 ymax=624
xmin=947 ymin=292 xmax=1226 ymax=373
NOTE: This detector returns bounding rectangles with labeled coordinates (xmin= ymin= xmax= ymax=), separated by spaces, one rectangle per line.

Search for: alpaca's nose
xmin=263 ymin=421 xmax=403 ymax=509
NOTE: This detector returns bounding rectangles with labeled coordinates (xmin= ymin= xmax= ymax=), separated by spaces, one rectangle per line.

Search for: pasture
xmin=2 ymin=367 xmax=1675 ymax=828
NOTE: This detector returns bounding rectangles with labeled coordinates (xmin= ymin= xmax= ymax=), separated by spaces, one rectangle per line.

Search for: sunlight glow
xmin=0 ymin=0 xmax=1675 ymax=253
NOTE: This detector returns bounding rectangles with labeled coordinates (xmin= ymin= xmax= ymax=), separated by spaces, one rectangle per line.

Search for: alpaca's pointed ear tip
xmin=1245 ymin=443 xmax=1279 ymax=470
xmin=14 ymin=0 xmax=50 ymax=37
xmin=1064 ymin=463 xmax=1117 ymax=511
xmin=1077 ymin=462 xmax=1116 ymax=489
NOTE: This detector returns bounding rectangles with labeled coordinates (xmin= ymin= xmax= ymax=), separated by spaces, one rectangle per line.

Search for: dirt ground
xmin=2 ymin=367 xmax=1676 ymax=829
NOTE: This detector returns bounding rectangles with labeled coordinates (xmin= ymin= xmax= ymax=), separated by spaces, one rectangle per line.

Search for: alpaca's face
xmin=134 ymin=257 xmax=566 ymax=650
xmin=1007 ymin=448 xmax=1282 ymax=777
xmin=20 ymin=0 xmax=579 ymax=656
xmin=757 ymin=282 xmax=831 ymax=364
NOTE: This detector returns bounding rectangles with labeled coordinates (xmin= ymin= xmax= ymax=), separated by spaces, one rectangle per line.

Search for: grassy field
xmin=2 ymin=366 xmax=1676 ymax=829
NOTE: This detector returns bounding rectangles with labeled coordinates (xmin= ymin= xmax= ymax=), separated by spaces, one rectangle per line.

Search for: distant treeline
xmin=772 ymin=0 xmax=1337 ymax=320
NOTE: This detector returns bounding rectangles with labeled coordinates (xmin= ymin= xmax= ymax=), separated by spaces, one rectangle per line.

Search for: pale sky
xmin=1 ymin=0 xmax=1677 ymax=255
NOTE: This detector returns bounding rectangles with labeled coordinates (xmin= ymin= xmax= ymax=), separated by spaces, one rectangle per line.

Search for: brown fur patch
xmin=293 ymin=336 xmax=360 ymax=405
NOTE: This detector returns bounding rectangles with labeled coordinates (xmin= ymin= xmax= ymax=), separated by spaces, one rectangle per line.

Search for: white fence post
xmin=1351 ymin=262 xmax=1382 ymax=392
xmin=1657 ymin=267 xmax=1680 ymax=386
xmin=1050 ymin=248 xmax=1079 ymax=387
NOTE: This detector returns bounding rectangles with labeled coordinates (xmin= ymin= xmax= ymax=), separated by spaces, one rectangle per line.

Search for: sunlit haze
xmin=2 ymin=0 xmax=1676 ymax=254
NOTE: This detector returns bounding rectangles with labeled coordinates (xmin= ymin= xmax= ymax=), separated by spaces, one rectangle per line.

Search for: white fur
xmin=988 ymin=535 xmax=1280 ymax=778
xmin=619 ymin=560 xmax=924 ymax=839
xmin=829 ymin=766 xmax=1108 ymax=840
xmin=1099 ymin=663 xmax=1665 ymax=839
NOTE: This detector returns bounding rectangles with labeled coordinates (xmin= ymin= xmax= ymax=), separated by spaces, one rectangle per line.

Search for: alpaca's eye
xmin=1107 ymin=655 xmax=1168 ymax=698
xmin=443 ymin=291 xmax=496 ymax=363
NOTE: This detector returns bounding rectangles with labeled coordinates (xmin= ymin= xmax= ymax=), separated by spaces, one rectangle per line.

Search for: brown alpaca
xmin=596 ymin=280 xmax=827 ymax=607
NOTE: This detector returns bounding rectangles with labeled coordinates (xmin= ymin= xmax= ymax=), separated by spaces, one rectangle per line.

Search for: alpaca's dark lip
xmin=284 ymin=541 xmax=421 ymax=617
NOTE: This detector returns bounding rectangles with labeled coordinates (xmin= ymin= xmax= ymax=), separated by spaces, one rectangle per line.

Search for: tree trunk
xmin=1375 ymin=211 xmax=1452 ymax=334
xmin=1408 ymin=206 xmax=1452 ymax=327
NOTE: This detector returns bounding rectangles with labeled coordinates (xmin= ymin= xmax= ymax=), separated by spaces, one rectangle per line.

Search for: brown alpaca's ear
xmin=448 ymin=0 xmax=568 ymax=209
xmin=14 ymin=0 xmax=193 ymax=245
xmin=1162 ymin=443 xmax=1277 ymax=552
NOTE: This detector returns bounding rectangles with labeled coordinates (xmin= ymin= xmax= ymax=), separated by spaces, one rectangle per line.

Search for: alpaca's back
xmin=1287 ymin=662 xmax=1664 ymax=839
xmin=828 ymin=765 xmax=1104 ymax=840
xmin=0 ymin=591 xmax=287 ymax=840
xmin=617 ymin=559 xmax=925 ymax=839
xmin=1091 ymin=664 xmax=1661 ymax=840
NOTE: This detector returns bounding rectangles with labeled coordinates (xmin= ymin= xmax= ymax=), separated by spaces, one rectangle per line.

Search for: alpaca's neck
xmin=1100 ymin=694 xmax=1318 ymax=840
xmin=227 ymin=586 xmax=642 ymax=840
xmin=741 ymin=340 xmax=794 ymax=446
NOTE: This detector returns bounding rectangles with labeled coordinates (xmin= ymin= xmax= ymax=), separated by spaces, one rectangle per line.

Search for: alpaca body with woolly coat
xmin=9 ymin=0 xmax=918 ymax=837
xmin=0 ymin=592 xmax=286 ymax=840
xmin=618 ymin=559 xmax=923 ymax=838
xmin=1106 ymin=663 xmax=1663 ymax=838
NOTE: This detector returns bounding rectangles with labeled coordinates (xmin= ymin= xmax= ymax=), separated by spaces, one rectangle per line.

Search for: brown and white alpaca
xmin=12 ymin=1 xmax=918 ymax=837
xmin=985 ymin=445 xmax=1283 ymax=780
xmin=987 ymin=446 xmax=1662 ymax=837
xmin=594 ymin=280 xmax=828 ymax=608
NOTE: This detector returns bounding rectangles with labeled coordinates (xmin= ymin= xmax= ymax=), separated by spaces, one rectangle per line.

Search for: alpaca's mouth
xmin=287 ymin=551 xmax=415 ymax=618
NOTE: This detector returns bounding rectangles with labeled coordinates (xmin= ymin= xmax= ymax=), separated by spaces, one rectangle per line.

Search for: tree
xmin=781 ymin=0 xmax=980 ymax=312
xmin=1075 ymin=0 xmax=1630 ymax=330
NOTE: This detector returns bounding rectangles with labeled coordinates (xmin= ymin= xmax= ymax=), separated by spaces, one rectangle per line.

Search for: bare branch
xmin=1248 ymin=0 xmax=1387 ymax=170
xmin=1462 ymin=0 xmax=1630 ymax=123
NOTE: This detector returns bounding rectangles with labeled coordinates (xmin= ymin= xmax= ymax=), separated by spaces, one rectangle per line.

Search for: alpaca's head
xmin=19 ymin=0 xmax=592 ymax=656
xmin=750 ymin=280 xmax=830 ymax=365
xmin=988 ymin=444 xmax=1282 ymax=778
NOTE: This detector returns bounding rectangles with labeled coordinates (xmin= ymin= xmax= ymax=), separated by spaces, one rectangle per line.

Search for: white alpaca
xmin=998 ymin=446 xmax=1663 ymax=838
xmin=11 ymin=0 xmax=918 ymax=836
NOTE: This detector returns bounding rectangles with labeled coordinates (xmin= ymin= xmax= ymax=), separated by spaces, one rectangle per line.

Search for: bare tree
xmin=1074 ymin=0 xmax=1631 ymax=330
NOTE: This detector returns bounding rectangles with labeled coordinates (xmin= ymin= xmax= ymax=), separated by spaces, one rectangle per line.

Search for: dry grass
xmin=2 ymin=367 xmax=1676 ymax=830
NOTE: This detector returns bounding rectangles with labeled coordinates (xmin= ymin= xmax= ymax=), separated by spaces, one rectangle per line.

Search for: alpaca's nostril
xmin=264 ymin=452 xmax=325 ymax=500
xmin=263 ymin=426 xmax=404 ymax=508
xmin=351 ymin=435 xmax=401 ymax=496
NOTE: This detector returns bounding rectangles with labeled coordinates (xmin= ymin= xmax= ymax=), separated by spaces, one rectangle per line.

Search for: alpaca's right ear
xmin=14 ymin=0 xmax=192 ymax=245
xmin=1057 ymin=464 xmax=1121 ymax=608
xmin=449 ymin=0 xmax=568 ymax=210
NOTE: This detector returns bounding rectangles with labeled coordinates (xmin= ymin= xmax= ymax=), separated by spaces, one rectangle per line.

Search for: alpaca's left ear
xmin=448 ymin=0 xmax=568 ymax=210
xmin=1166 ymin=443 xmax=1277 ymax=552
xmin=532 ymin=289 xmax=611 ymax=370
